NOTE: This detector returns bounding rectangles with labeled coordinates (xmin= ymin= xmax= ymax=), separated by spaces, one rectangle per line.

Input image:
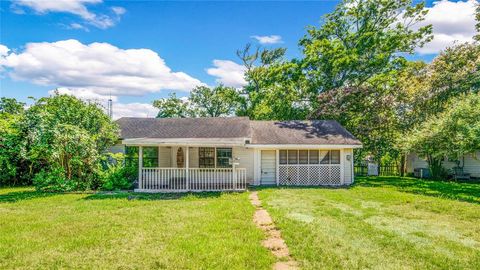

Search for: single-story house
xmin=114 ymin=117 xmax=362 ymax=192
xmin=406 ymin=152 xmax=480 ymax=178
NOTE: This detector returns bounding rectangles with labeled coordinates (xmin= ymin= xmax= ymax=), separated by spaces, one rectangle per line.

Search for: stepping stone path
xmin=249 ymin=191 xmax=299 ymax=270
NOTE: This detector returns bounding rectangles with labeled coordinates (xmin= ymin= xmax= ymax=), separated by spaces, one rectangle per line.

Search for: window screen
xmin=309 ymin=150 xmax=319 ymax=164
xmin=288 ymin=150 xmax=298 ymax=164
xmin=320 ymin=150 xmax=330 ymax=164
xmin=279 ymin=150 xmax=288 ymax=165
xmin=216 ymin=148 xmax=232 ymax=168
xmin=299 ymin=150 xmax=308 ymax=164
xmin=330 ymin=150 xmax=340 ymax=164
xmin=199 ymin=147 xmax=215 ymax=168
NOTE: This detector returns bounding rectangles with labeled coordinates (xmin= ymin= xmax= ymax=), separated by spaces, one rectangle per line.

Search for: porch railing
xmin=137 ymin=168 xmax=247 ymax=192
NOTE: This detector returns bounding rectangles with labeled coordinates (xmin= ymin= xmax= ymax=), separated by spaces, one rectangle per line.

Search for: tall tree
xmin=153 ymin=85 xmax=241 ymax=118
xmin=300 ymin=0 xmax=432 ymax=95
xmin=0 ymin=97 xmax=25 ymax=115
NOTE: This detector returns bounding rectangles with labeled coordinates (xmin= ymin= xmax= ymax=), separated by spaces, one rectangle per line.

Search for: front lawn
xmin=258 ymin=177 xmax=480 ymax=270
xmin=0 ymin=188 xmax=274 ymax=269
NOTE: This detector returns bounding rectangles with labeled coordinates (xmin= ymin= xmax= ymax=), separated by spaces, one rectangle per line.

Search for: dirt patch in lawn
xmin=249 ymin=191 xmax=298 ymax=270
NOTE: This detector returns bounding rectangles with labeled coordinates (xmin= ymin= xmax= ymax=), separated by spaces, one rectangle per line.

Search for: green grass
xmin=258 ymin=177 xmax=480 ymax=270
xmin=0 ymin=188 xmax=275 ymax=269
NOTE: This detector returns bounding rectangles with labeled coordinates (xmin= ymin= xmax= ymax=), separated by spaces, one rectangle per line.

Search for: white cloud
xmin=0 ymin=45 xmax=9 ymax=57
xmin=251 ymin=35 xmax=283 ymax=44
xmin=11 ymin=0 xmax=124 ymax=29
xmin=111 ymin=6 xmax=126 ymax=16
xmin=206 ymin=60 xmax=247 ymax=88
xmin=1 ymin=39 xmax=204 ymax=96
xmin=48 ymin=87 xmax=158 ymax=119
xmin=416 ymin=0 xmax=478 ymax=54
xmin=112 ymin=102 xmax=158 ymax=119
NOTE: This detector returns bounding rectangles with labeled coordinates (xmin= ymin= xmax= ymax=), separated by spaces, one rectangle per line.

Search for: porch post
xmin=185 ymin=146 xmax=190 ymax=191
xmin=138 ymin=146 xmax=143 ymax=189
xmin=275 ymin=149 xmax=280 ymax=186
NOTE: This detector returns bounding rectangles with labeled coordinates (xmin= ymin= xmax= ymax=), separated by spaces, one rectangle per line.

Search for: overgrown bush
xmin=99 ymin=153 xmax=136 ymax=191
xmin=33 ymin=167 xmax=78 ymax=192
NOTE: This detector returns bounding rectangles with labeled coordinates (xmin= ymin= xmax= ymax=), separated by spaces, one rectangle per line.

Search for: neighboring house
xmin=406 ymin=152 xmax=480 ymax=178
xmin=115 ymin=117 xmax=362 ymax=192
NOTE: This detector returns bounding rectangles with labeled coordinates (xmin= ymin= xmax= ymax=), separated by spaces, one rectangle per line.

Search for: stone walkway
xmin=249 ymin=191 xmax=299 ymax=270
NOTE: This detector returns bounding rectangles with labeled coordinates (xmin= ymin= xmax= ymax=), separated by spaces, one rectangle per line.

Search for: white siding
xmin=233 ymin=147 xmax=255 ymax=184
xmin=158 ymin=146 xmax=172 ymax=167
xmin=343 ymin=148 xmax=353 ymax=184
xmin=407 ymin=152 xmax=480 ymax=178
xmin=189 ymin=147 xmax=199 ymax=168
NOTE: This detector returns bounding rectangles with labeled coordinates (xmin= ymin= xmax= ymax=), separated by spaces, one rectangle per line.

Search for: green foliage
xmin=17 ymin=94 xmax=119 ymax=190
xmin=403 ymin=93 xmax=480 ymax=179
xmin=153 ymin=85 xmax=242 ymax=118
xmin=0 ymin=97 xmax=25 ymax=114
xmin=300 ymin=0 xmax=432 ymax=93
xmin=153 ymin=93 xmax=192 ymax=118
xmin=32 ymin=167 xmax=78 ymax=192
xmin=99 ymin=153 xmax=136 ymax=191
xmin=189 ymin=85 xmax=241 ymax=117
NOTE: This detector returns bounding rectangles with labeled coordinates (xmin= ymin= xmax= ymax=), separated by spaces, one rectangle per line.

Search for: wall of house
xmin=407 ymin=152 xmax=480 ymax=178
xmin=108 ymin=144 xmax=125 ymax=154
xmin=233 ymin=147 xmax=255 ymax=184
xmin=159 ymin=146 xmax=172 ymax=167
xmin=343 ymin=148 xmax=354 ymax=185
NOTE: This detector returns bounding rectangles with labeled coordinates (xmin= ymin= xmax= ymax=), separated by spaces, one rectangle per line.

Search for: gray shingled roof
xmin=116 ymin=117 xmax=361 ymax=145
xmin=249 ymin=120 xmax=361 ymax=145
xmin=117 ymin=117 xmax=251 ymax=139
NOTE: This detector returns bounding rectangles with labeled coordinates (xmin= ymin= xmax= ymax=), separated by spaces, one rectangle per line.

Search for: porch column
xmin=138 ymin=146 xmax=143 ymax=189
xmin=185 ymin=146 xmax=190 ymax=191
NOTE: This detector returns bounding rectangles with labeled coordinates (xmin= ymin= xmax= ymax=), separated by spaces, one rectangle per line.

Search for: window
xmin=216 ymin=148 xmax=232 ymax=168
xmin=279 ymin=150 xmax=288 ymax=165
xmin=143 ymin=147 xmax=158 ymax=167
xmin=299 ymin=150 xmax=309 ymax=164
xmin=320 ymin=150 xmax=340 ymax=164
xmin=288 ymin=150 xmax=298 ymax=164
xmin=330 ymin=150 xmax=340 ymax=164
xmin=309 ymin=150 xmax=319 ymax=164
xmin=199 ymin=147 xmax=215 ymax=168
xmin=320 ymin=150 xmax=330 ymax=164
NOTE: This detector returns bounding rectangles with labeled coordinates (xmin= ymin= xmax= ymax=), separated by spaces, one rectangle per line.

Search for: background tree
xmin=153 ymin=85 xmax=241 ymax=118
xmin=153 ymin=93 xmax=192 ymax=118
xmin=300 ymin=0 xmax=432 ymax=95
xmin=403 ymin=93 xmax=480 ymax=179
xmin=189 ymin=85 xmax=241 ymax=117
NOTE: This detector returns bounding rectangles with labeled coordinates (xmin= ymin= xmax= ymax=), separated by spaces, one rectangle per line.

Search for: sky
xmin=0 ymin=0 xmax=478 ymax=119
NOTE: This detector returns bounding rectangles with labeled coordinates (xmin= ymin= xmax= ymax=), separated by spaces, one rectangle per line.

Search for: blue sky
xmin=0 ymin=0 xmax=478 ymax=118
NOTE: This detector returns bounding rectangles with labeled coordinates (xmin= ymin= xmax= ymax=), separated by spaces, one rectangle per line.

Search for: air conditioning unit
xmin=414 ymin=168 xmax=430 ymax=179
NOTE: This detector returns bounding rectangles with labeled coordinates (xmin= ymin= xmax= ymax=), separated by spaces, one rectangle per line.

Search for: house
xmin=406 ymin=152 xmax=480 ymax=178
xmin=114 ymin=117 xmax=362 ymax=192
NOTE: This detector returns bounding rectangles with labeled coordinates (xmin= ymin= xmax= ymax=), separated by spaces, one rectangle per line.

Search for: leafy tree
xmin=0 ymin=97 xmax=25 ymax=114
xmin=403 ymin=93 xmax=480 ymax=179
xmin=153 ymin=85 xmax=241 ymax=118
xmin=300 ymin=0 xmax=432 ymax=95
xmin=237 ymin=44 xmax=310 ymax=120
xmin=20 ymin=94 xmax=118 ymax=190
xmin=189 ymin=85 xmax=241 ymax=117
xmin=153 ymin=93 xmax=192 ymax=118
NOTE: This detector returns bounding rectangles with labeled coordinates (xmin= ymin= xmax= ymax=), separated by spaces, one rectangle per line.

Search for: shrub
xmin=33 ymin=167 xmax=78 ymax=192
xmin=99 ymin=153 xmax=136 ymax=191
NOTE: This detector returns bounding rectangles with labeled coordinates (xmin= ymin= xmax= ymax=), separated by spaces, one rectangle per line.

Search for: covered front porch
xmin=125 ymin=139 xmax=250 ymax=192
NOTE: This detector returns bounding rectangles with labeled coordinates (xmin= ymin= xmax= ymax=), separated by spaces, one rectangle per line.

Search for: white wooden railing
xmin=136 ymin=168 xmax=247 ymax=192
xmin=278 ymin=164 xmax=342 ymax=186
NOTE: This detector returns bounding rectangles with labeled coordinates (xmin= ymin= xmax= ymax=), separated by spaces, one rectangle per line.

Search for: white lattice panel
xmin=279 ymin=165 xmax=342 ymax=186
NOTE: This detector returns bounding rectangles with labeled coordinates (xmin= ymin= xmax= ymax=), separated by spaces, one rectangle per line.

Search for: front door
xmin=261 ymin=150 xmax=276 ymax=185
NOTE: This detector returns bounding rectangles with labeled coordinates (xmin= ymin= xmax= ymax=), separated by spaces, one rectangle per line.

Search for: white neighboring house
xmin=114 ymin=117 xmax=362 ymax=192
xmin=406 ymin=152 xmax=480 ymax=178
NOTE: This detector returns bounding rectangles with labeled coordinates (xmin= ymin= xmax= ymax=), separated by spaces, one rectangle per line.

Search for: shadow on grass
xmin=83 ymin=191 xmax=228 ymax=201
xmin=0 ymin=190 xmax=58 ymax=203
xmin=356 ymin=176 xmax=480 ymax=204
